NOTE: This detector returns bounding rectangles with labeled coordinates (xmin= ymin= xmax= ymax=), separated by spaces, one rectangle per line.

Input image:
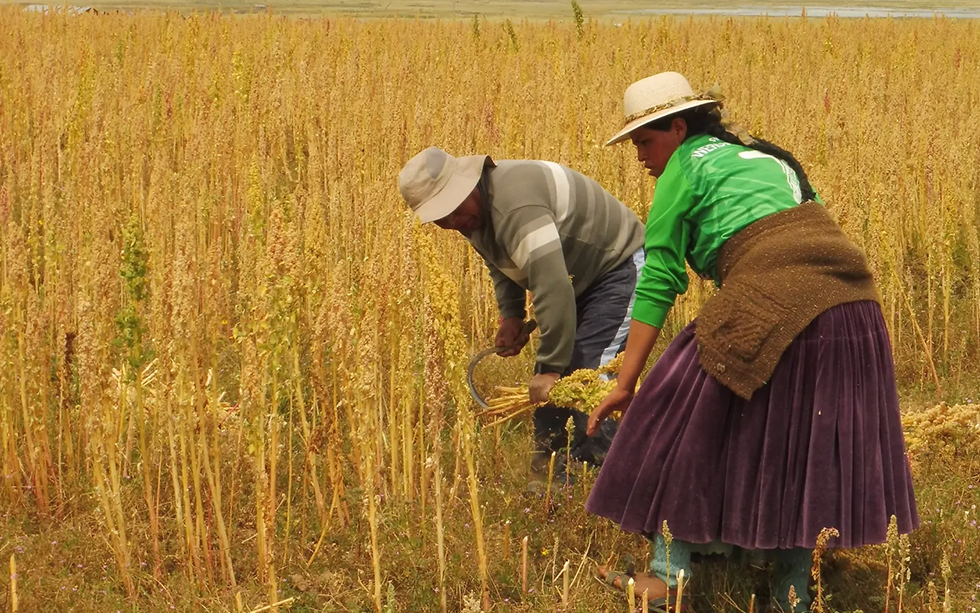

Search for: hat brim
xmin=605 ymin=99 xmax=720 ymax=147
xmin=413 ymin=155 xmax=495 ymax=224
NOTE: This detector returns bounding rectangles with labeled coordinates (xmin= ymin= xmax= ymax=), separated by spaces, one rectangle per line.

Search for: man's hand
xmin=587 ymin=384 xmax=634 ymax=437
xmin=529 ymin=372 xmax=560 ymax=405
xmin=495 ymin=316 xmax=531 ymax=357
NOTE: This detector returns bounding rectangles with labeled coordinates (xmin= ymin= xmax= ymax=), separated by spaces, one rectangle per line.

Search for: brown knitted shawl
xmin=695 ymin=202 xmax=880 ymax=400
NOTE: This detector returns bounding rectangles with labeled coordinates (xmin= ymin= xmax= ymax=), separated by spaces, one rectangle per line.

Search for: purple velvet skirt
xmin=585 ymin=301 xmax=919 ymax=549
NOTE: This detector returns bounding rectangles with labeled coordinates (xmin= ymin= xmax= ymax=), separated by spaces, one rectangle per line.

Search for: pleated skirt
xmin=585 ymin=301 xmax=919 ymax=549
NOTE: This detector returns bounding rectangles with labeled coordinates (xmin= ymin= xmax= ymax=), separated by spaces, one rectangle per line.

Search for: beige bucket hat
xmin=606 ymin=72 xmax=720 ymax=146
xmin=398 ymin=147 xmax=495 ymax=223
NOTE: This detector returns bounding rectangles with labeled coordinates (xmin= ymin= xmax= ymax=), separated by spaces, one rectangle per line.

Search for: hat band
xmin=622 ymin=93 xmax=718 ymax=126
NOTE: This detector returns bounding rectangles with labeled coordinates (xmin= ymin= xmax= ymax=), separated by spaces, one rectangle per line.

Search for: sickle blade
xmin=466 ymin=347 xmax=499 ymax=410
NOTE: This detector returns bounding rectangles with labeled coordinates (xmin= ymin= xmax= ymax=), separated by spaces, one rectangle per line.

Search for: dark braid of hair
xmin=652 ymin=108 xmax=817 ymax=202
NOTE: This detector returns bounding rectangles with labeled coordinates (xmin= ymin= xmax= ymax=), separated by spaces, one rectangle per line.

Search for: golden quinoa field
xmin=1 ymin=7 xmax=980 ymax=612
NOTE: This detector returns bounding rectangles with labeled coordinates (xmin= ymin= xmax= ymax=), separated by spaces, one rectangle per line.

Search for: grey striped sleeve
xmin=495 ymin=204 xmax=576 ymax=373
xmin=485 ymin=261 xmax=526 ymax=320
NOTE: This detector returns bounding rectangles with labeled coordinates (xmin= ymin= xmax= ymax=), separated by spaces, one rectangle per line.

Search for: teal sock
xmin=773 ymin=548 xmax=812 ymax=612
xmin=647 ymin=533 xmax=692 ymax=588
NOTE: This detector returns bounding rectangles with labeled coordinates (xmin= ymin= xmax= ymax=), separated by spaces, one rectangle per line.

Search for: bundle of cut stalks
xmin=478 ymin=353 xmax=625 ymax=427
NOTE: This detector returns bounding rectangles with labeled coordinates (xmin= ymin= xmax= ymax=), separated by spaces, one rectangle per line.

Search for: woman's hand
xmin=587 ymin=385 xmax=634 ymax=437
xmin=585 ymin=319 xmax=662 ymax=437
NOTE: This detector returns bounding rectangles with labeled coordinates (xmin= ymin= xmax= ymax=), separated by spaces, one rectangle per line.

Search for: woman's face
xmin=630 ymin=117 xmax=688 ymax=178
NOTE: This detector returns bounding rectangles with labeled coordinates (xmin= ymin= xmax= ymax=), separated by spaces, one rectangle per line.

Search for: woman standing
xmin=585 ymin=72 xmax=918 ymax=611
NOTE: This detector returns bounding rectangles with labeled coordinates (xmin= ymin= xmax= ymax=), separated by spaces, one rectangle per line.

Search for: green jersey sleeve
xmin=631 ymin=158 xmax=695 ymax=329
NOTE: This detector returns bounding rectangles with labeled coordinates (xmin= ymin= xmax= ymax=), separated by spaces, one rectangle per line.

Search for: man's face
xmin=433 ymin=187 xmax=484 ymax=237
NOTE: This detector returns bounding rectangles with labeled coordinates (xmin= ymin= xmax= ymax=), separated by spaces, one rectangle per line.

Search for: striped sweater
xmin=467 ymin=160 xmax=645 ymax=374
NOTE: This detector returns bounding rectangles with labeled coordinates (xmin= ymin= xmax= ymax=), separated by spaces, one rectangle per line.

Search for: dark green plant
xmin=505 ymin=19 xmax=519 ymax=51
xmin=113 ymin=214 xmax=154 ymax=376
xmin=571 ymin=0 xmax=585 ymax=39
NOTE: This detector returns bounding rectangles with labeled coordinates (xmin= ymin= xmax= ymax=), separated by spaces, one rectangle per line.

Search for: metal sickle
xmin=466 ymin=319 xmax=537 ymax=409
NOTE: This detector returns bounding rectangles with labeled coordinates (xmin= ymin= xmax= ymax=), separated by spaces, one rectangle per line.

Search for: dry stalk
xmin=663 ymin=520 xmax=673 ymax=613
xmin=522 ymin=536 xmax=529 ymax=595
xmin=246 ymin=597 xmax=296 ymax=613
xmin=544 ymin=451 xmax=557 ymax=513
xmin=676 ymin=569 xmax=686 ymax=613
xmin=200 ymin=371 xmax=240 ymax=610
xmin=10 ymin=554 xmax=17 ymax=613
xmin=897 ymin=533 xmax=911 ymax=613
xmin=561 ymin=559 xmax=570 ymax=607
xmin=434 ymin=460 xmax=448 ymax=613
xmin=811 ymin=527 xmax=840 ymax=613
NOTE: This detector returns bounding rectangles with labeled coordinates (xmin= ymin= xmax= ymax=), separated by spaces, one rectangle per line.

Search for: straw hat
xmin=606 ymin=72 xmax=720 ymax=146
xmin=398 ymin=147 xmax=495 ymax=223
